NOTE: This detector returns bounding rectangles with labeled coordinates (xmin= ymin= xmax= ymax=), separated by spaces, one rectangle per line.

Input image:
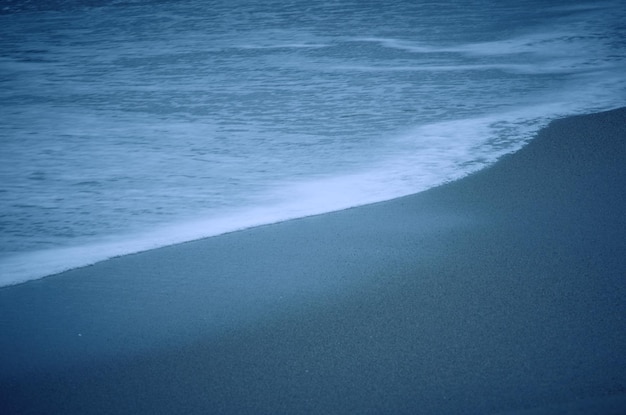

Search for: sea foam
xmin=1 ymin=0 xmax=624 ymax=286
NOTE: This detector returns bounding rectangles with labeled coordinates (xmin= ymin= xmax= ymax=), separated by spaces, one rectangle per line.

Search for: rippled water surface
xmin=1 ymin=0 xmax=625 ymax=284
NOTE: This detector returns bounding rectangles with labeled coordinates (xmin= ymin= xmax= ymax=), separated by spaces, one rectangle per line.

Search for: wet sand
xmin=1 ymin=108 xmax=625 ymax=414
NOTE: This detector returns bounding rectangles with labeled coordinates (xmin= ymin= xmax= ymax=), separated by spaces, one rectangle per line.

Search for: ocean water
xmin=1 ymin=0 xmax=624 ymax=286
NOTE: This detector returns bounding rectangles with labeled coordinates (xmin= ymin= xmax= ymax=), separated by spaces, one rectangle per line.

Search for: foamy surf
xmin=1 ymin=0 xmax=624 ymax=286
xmin=2 ymin=99 xmax=623 ymax=287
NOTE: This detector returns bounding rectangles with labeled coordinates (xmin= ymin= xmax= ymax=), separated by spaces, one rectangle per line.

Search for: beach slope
xmin=1 ymin=108 xmax=625 ymax=414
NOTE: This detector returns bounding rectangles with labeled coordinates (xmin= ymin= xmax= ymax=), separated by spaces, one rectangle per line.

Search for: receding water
xmin=1 ymin=0 xmax=624 ymax=285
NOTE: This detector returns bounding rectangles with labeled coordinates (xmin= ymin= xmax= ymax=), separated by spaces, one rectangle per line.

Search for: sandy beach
xmin=1 ymin=108 xmax=625 ymax=414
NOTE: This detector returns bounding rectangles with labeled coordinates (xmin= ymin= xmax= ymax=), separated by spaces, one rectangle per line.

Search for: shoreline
xmin=0 ymin=106 xmax=605 ymax=289
xmin=1 ymin=108 xmax=625 ymax=414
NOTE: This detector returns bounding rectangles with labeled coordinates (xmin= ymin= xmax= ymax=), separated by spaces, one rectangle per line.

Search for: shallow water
xmin=1 ymin=0 xmax=624 ymax=285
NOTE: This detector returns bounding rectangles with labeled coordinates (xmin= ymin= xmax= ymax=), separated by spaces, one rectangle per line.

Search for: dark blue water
xmin=1 ymin=0 xmax=625 ymax=285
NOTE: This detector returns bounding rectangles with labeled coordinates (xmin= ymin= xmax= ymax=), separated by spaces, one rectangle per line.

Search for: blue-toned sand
xmin=1 ymin=109 xmax=625 ymax=414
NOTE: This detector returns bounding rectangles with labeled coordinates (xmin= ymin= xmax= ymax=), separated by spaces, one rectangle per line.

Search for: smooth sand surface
xmin=1 ymin=108 xmax=625 ymax=414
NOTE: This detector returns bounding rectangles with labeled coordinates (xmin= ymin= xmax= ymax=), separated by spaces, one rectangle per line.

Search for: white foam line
xmin=3 ymin=98 xmax=624 ymax=288
xmin=0 ymin=195 xmax=387 ymax=287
